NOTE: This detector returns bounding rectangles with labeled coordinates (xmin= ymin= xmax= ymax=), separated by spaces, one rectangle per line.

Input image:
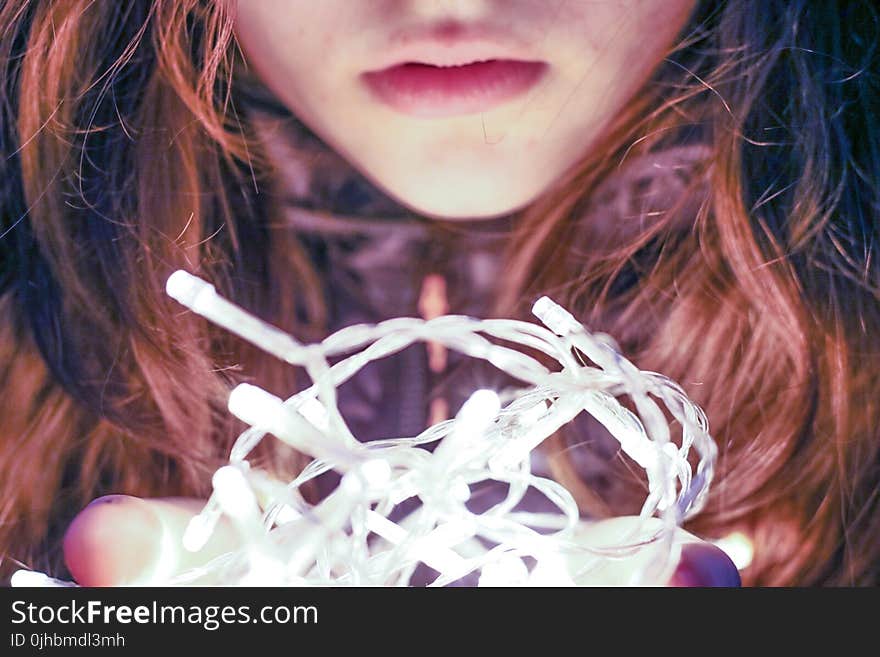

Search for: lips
xmin=361 ymin=59 xmax=547 ymax=119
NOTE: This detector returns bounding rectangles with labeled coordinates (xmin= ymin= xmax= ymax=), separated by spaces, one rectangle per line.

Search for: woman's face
xmin=232 ymin=0 xmax=696 ymax=219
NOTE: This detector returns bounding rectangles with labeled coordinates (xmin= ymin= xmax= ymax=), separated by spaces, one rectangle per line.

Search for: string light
xmin=712 ymin=532 xmax=754 ymax=571
xmin=12 ymin=271 xmax=717 ymax=587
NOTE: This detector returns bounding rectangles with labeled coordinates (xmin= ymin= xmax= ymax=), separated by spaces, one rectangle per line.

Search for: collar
xmin=251 ymin=110 xmax=711 ymax=328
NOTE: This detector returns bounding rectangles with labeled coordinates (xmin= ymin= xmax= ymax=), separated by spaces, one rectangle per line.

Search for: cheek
xmin=557 ymin=0 xmax=697 ymax=77
xmin=233 ymin=2 xmax=337 ymax=96
xmin=546 ymin=1 xmax=697 ymax=135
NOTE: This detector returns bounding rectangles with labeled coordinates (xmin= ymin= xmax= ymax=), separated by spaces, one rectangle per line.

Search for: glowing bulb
xmin=531 ymin=296 xmax=581 ymax=336
xmin=228 ymin=385 xmax=329 ymax=457
xmin=584 ymin=391 xmax=658 ymax=470
xmin=478 ymin=555 xmax=529 ymax=587
xmin=228 ymin=383 xmax=284 ymax=429
xmin=183 ymin=512 xmax=216 ymax=553
xmin=529 ymin=555 xmax=574 ymax=586
xmin=298 ymin=396 xmax=330 ymax=432
xmin=459 ymin=389 xmax=501 ymax=425
xmin=451 ymin=388 xmax=500 ymax=445
xmin=433 ymin=389 xmax=500 ymax=468
xmin=713 ymin=532 xmax=754 ymax=570
xmin=11 ymin=570 xmax=54 ymax=587
xmin=212 ymin=466 xmax=259 ymax=521
xmin=165 ymin=270 xmax=216 ymax=313
xmin=360 ymin=459 xmax=392 ymax=489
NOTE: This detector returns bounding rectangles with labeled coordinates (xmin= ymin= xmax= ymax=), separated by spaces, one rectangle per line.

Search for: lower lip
xmin=361 ymin=59 xmax=547 ymax=118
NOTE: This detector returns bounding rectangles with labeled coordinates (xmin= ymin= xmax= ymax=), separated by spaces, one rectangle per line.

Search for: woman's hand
xmin=63 ymin=495 xmax=241 ymax=586
xmin=63 ymin=496 xmax=740 ymax=586
xmin=666 ymin=530 xmax=743 ymax=587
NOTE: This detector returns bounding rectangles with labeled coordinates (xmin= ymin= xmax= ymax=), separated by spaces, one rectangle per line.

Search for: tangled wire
xmin=12 ymin=270 xmax=716 ymax=587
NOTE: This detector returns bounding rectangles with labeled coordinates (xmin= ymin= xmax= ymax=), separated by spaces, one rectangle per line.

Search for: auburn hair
xmin=0 ymin=0 xmax=877 ymax=585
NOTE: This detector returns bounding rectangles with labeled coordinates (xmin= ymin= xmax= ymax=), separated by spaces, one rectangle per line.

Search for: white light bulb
xmin=713 ymin=532 xmax=754 ymax=570
xmin=10 ymin=570 xmax=53 ymax=587
xmin=212 ymin=465 xmax=259 ymax=521
xmin=182 ymin=512 xmax=216 ymax=553
xmin=529 ymin=555 xmax=575 ymax=586
xmin=165 ymin=270 xmax=216 ymax=312
xmin=458 ymin=389 xmax=500 ymax=433
xmin=478 ymin=555 xmax=530 ymax=587
xmin=228 ymin=383 xmax=283 ymax=430
xmin=531 ymin=296 xmax=580 ymax=336
xmin=297 ymin=396 xmax=330 ymax=432
xmin=459 ymin=389 xmax=501 ymax=423
xmin=360 ymin=459 xmax=392 ymax=489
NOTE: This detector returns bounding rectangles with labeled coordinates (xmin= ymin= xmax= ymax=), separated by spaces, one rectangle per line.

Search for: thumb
xmin=63 ymin=495 xmax=240 ymax=586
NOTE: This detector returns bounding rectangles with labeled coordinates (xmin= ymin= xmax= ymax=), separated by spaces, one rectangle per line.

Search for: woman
xmin=0 ymin=0 xmax=877 ymax=586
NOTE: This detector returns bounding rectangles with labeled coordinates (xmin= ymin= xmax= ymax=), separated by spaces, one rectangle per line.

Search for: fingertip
xmin=63 ymin=495 xmax=163 ymax=587
xmin=669 ymin=542 xmax=742 ymax=587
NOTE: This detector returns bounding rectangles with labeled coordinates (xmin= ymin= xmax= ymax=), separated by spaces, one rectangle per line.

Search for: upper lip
xmin=364 ymin=22 xmax=542 ymax=71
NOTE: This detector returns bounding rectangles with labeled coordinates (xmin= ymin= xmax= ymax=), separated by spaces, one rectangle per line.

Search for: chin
xmin=385 ymin=175 xmax=538 ymax=220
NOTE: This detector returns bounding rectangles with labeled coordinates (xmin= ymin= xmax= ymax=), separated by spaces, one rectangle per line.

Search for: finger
xmin=565 ymin=516 xmax=741 ymax=586
xmin=63 ymin=495 xmax=240 ymax=586
xmin=668 ymin=540 xmax=741 ymax=587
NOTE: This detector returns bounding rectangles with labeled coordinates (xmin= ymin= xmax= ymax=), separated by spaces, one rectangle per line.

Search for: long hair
xmin=0 ymin=0 xmax=877 ymax=585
